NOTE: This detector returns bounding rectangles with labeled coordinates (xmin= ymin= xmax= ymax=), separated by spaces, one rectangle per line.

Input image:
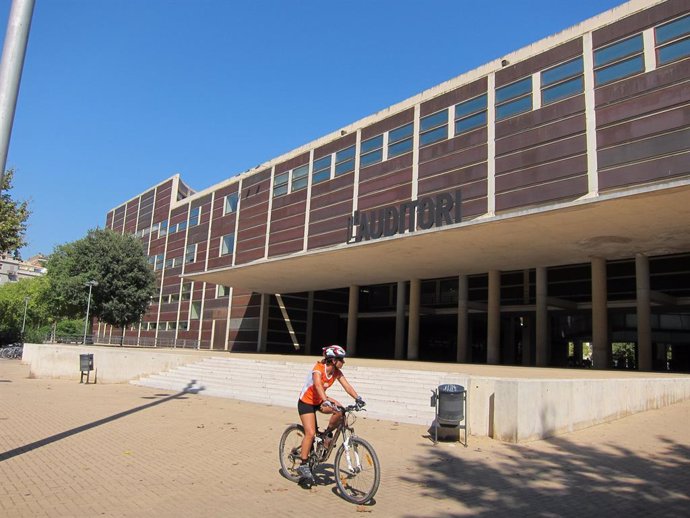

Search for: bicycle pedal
xmin=298 ymin=476 xmax=315 ymax=489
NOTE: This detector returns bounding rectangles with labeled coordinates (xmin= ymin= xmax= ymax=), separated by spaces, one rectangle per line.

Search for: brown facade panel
xmin=419 ymin=128 xmax=488 ymax=165
xmin=238 ymin=200 xmax=269 ymax=220
xmin=310 ymin=186 xmax=354 ymax=212
xmin=599 ymin=150 xmax=690 ymax=190
xmin=308 ymin=229 xmax=349 ymax=250
xmin=308 ymin=213 xmax=351 ymax=235
xmin=596 ymin=81 xmax=690 ymax=127
xmin=362 ymin=108 xmax=415 ymax=140
xmin=496 ymin=155 xmax=588 ymax=193
xmin=496 ymin=38 xmax=583 ymax=87
xmin=209 ymin=216 xmax=236 ymax=240
xmin=419 ymin=143 xmax=488 ymax=179
xmin=271 ymin=199 xmax=308 ymax=220
xmin=359 ymin=168 xmax=413 ymax=196
xmin=105 ymin=211 xmax=113 ymax=229
xmin=272 ymin=188 xmax=308 ymax=210
xmin=592 ymin=0 xmax=688 ymax=48
xmin=241 ymin=169 xmax=271 ymax=188
xmin=268 ymin=238 xmax=302 ymax=257
xmin=358 ymin=183 xmax=412 ymax=212
xmin=597 ymin=104 xmax=690 ymax=148
xmin=275 ymin=152 xmax=310 ymax=175
xmin=310 ymin=199 xmax=353 ymax=224
xmin=270 ymin=225 xmax=303 ymax=244
xmin=314 ymin=133 xmax=357 ymax=157
xmin=496 ymin=175 xmax=588 ymax=212
xmin=598 ymin=127 xmax=690 ymax=169
xmin=461 ymin=197 xmax=489 ymax=219
xmin=496 ymin=114 xmax=586 ymax=157
xmin=359 ymin=153 xmax=414 ymax=182
xmin=495 ymin=135 xmax=587 ymax=174
xmin=207 ymin=254 xmax=233 ymax=271
xmin=496 ymin=95 xmax=585 ymax=139
xmin=420 ymin=77 xmax=488 ymax=116
xmin=270 ymin=212 xmax=306 ymax=233
xmin=212 ymin=320 xmax=227 ymax=350
xmin=311 ymin=172 xmax=354 ymax=199
xmin=236 ymin=232 xmax=265 ymax=251
xmin=417 ymin=163 xmax=488 ymax=198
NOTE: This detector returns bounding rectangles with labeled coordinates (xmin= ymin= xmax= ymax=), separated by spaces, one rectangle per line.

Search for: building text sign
xmin=346 ymin=189 xmax=462 ymax=243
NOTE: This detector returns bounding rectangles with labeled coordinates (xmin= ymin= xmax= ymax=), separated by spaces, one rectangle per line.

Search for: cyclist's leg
xmin=297 ymin=402 xmax=317 ymax=464
xmin=319 ymin=402 xmax=343 ymax=432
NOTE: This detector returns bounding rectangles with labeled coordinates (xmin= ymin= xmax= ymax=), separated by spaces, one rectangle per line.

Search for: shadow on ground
xmin=400 ymin=435 xmax=690 ymax=517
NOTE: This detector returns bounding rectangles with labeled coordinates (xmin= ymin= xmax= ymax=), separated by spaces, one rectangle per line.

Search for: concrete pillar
xmin=487 ymin=270 xmax=500 ymax=364
xmin=591 ymin=257 xmax=610 ymax=369
xmin=636 ymin=253 xmax=652 ymax=371
xmin=457 ymin=274 xmax=469 ymax=363
xmin=257 ymin=293 xmax=270 ymax=353
xmin=395 ymin=281 xmax=406 ymax=360
xmin=305 ymin=291 xmax=314 ymax=355
xmin=407 ymin=278 xmax=421 ymax=360
xmin=346 ymin=285 xmax=359 ymax=356
xmin=536 ymin=267 xmax=548 ymax=367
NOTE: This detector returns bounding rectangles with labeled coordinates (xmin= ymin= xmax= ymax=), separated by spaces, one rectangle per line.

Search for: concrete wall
xmin=21 ymin=343 xmax=216 ymax=383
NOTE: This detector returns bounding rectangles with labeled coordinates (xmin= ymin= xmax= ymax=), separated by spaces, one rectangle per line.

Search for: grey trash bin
xmin=79 ymin=353 xmax=95 ymax=384
xmin=437 ymin=384 xmax=465 ymax=425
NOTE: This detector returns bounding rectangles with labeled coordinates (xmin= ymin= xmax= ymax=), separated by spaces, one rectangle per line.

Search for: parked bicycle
xmin=278 ymin=400 xmax=380 ymax=505
xmin=0 ymin=343 xmax=23 ymax=359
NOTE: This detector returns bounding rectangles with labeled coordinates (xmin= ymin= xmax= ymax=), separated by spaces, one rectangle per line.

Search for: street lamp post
xmin=20 ymin=295 xmax=29 ymax=339
xmin=83 ymin=280 xmax=98 ymax=345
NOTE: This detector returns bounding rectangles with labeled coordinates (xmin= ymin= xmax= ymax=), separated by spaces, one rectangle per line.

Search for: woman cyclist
xmin=296 ymin=345 xmax=364 ymax=486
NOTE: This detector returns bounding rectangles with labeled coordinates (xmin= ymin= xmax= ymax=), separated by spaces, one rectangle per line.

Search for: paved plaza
xmin=1 ymin=359 xmax=689 ymax=517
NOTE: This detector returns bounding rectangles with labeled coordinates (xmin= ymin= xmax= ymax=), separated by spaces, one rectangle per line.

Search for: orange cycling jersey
xmin=299 ymin=362 xmax=342 ymax=405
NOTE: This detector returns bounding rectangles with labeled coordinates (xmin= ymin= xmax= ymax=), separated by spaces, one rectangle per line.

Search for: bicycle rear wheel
xmin=278 ymin=424 xmax=305 ymax=482
xmin=334 ymin=437 xmax=380 ymax=504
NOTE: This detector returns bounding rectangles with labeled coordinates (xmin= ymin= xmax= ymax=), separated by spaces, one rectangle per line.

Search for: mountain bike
xmin=278 ymin=401 xmax=381 ymax=505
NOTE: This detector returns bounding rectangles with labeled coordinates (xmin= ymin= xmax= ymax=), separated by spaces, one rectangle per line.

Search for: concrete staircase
xmin=131 ymin=356 xmax=468 ymax=426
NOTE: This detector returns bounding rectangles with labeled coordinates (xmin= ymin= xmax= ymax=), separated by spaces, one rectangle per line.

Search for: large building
xmin=101 ymin=0 xmax=690 ymax=372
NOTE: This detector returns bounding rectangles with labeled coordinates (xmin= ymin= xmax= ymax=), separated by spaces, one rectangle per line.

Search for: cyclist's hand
xmin=355 ymin=396 xmax=366 ymax=407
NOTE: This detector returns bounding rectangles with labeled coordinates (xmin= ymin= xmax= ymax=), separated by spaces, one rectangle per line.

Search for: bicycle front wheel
xmin=334 ymin=437 xmax=380 ymax=504
xmin=278 ymin=424 xmax=305 ymax=482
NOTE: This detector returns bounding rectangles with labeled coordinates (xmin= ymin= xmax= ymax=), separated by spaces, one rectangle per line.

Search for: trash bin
xmin=437 ymin=384 xmax=465 ymax=425
xmin=80 ymin=353 xmax=94 ymax=372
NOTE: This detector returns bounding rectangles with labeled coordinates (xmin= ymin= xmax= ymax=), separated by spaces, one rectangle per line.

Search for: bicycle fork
xmin=341 ymin=431 xmax=362 ymax=474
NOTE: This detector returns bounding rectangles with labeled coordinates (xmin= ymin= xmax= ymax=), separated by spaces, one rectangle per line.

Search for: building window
xmin=335 ymin=145 xmax=355 ymax=176
xmin=496 ymin=77 xmax=532 ymax=120
xmin=387 ymin=123 xmax=413 ymax=158
xmin=181 ymin=282 xmax=192 ymax=301
xmin=224 ymin=193 xmax=238 ymax=215
xmin=154 ymin=254 xmax=164 ymax=271
xmin=158 ymin=219 xmax=168 ymax=238
xmin=360 ymin=134 xmax=383 ymax=168
xmin=185 ymin=244 xmax=197 ymax=264
xmin=217 ymin=285 xmax=231 ymax=297
xmin=189 ymin=207 xmax=200 ymax=227
xmin=312 ymin=155 xmax=331 ymax=185
xmin=273 ymin=172 xmax=289 ymax=197
xmin=541 ymin=57 xmax=584 ymax=105
xmin=179 ymin=321 xmax=189 ymax=331
xmin=455 ymin=94 xmax=487 ymax=134
xmin=656 ymin=14 xmax=690 ymax=66
xmin=147 ymin=322 xmax=157 ymax=331
xmin=221 ymin=234 xmax=234 ymax=256
xmin=291 ymin=164 xmax=309 ymax=192
xmin=170 ymin=292 xmax=180 ymax=303
xmin=191 ymin=301 xmax=201 ymax=320
xmin=420 ymin=110 xmax=448 ymax=146
xmin=594 ymin=34 xmax=644 ymax=86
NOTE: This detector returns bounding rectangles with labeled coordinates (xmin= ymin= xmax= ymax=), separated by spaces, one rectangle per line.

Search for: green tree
xmin=46 ymin=228 xmax=157 ymax=344
xmin=0 ymin=169 xmax=30 ymax=255
xmin=0 ymin=276 xmax=52 ymax=344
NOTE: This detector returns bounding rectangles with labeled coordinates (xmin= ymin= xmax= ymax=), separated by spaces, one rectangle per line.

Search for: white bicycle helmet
xmin=323 ymin=344 xmax=346 ymax=360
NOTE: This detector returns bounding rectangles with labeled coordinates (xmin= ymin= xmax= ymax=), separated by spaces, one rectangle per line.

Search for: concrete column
xmin=257 ymin=293 xmax=270 ymax=353
xmin=487 ymin=270 xmax=500 ymax=364
xmin=346 ymin=286 xmax=359 ymax=356
xmin=305 ymin=291 xmax=314 ymax=355
xmin=407 ymin=278 xmax=421 ymax=360
xmin=636 ymin=253 xmax=652 ymax=371
xmin=536 ymin=267 xmax=548 ymax=367
xmin=591 ymin=257 xmax=610 ymax=369
xmin=457 ymin=275 xmax=469 ymax=363
xmin=395 ymin=281 xmax=406 ymax=360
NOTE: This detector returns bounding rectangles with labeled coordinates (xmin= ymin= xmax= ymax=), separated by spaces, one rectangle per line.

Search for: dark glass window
xmin=541 ymin=57 xmax=584 ymax=105
xmin=360 ymin=135 xmax=383 ymax=167
xmin=455 ymin=94 xmax=487 ymax=134
xmin=273 ymin=172 xmax=289 ymax=197
xmin=224 ymin=193 xmax=238 ymax=214
xmin=291 ymin=164 xmax=309 ymax=191
xmin=594 ymin=34 xmax=644 ymax=86
xmin=312 ymin=155 xmax=331 ymax=184
xmin=496 ymin=77 xmax=532 ymax=120
xmin=388 ymin=123 xmax=413 ymax=158
xmin=189 ymin=207 xmax=200 ymax=227
xmin=420 ymin=110 xmax=448 ymax=146
xmin=335 ymin=145 xmax=355 ymax=176
xmin=656 ymin=14 xmax=690 ymax=65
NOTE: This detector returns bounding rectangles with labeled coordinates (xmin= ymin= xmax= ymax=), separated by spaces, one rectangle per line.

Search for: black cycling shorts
xmin=297 ymin=399 xmax=321 ymax=415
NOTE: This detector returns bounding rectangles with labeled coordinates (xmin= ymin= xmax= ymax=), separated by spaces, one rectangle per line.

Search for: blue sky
xmin=3 ymin=0 xmax=625 ymax=258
